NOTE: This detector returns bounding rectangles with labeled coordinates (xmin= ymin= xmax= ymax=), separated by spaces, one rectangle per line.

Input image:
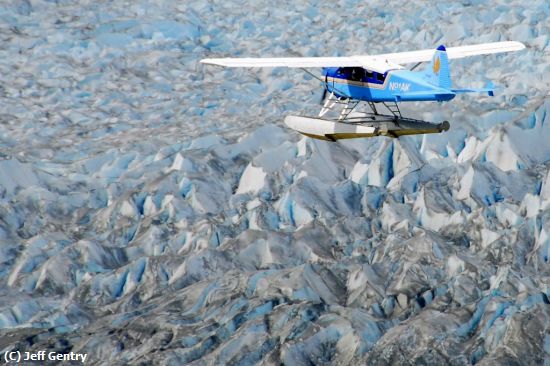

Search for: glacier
xmin=0 ymin=0 xmax=549 ymax=365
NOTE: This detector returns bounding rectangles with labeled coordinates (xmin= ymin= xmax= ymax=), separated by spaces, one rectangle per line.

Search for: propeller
xmin=319 ymin=88 xmax=328 ymax=105
xmin=319 ymin=72 xmax=329 ymax=105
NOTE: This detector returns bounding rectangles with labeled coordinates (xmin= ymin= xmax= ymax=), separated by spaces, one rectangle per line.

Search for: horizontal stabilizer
xmin=394 ymin=91 xmax=455 ymax=98
xmin=394 ymin=90 xmax=455 ymax=101
xmin=451 ymin=82 xmax=494 ymax=96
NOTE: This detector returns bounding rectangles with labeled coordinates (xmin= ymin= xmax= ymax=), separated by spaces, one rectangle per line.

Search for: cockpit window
xmin=376 ymin=72 xmax=385 ymax=83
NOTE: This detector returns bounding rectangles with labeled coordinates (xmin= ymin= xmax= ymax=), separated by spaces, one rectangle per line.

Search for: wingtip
xmin=516 ymin=41 xmax=526 ymax=49
xmin=508 ymin=41 xmax=526 ymax=50
xmin=200 ymin=59 xmax=221 ymax=66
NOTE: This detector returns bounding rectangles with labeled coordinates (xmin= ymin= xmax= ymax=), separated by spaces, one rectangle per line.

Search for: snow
xmin=0 ymin=159 xmax=39 ymax=195
xmin=367 ymin=140 xmax=394 ymax=187
xmin=235 ymin=163 xmax=267 ymax=195
xmin=0 ymin=0 xmax=548 ymax=364
xmin=485 ymin=130 xmax=521 ymax=171
xmin=349 ymin=160 xmax=369 ymax=184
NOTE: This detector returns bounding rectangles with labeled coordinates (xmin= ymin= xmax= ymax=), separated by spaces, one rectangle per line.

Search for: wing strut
xmin=410 ymin=62 xmax=423 ymax=71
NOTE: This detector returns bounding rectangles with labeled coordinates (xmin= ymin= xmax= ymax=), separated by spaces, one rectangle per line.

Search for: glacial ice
xmin=0 ymin=0 xmax=549 ymax=365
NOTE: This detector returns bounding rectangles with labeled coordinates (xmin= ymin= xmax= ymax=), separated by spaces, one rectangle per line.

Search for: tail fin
xmin=424 ymin=45 xmax=452 ymax=89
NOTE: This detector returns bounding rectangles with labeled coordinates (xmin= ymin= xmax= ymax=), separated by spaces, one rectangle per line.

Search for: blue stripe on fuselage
xmin=323 ymin=68 xmax=455 ymax=102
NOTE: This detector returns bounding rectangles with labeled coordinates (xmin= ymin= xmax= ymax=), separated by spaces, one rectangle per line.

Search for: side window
xmin=376 ymin=72 xmax=385 ymax=83
xmin=365 ymin=70 xmax=374 ymax=80
xmin=350 ymin=68 xmax=365 ymax=82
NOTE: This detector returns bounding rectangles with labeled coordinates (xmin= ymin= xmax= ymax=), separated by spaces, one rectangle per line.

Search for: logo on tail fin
xmin=433 ymin=57 xmax=440 ymax=74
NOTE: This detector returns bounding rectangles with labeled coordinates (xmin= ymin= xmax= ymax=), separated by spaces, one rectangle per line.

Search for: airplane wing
xmin=200 ymin=56 xmax=404 ymax=74
xmin=200 ymin=41 xmax=525 ymax=73
xmin=375 ymin=41 xmax=526 ymax=64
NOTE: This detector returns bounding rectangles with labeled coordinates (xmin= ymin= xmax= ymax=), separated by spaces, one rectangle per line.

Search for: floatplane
xmin=201 ymin=41 xmax=524 ymax=141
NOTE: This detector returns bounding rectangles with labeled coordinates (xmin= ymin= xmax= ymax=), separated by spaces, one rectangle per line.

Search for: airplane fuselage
xmin=323 ymin=67 xmax=456 ymax=103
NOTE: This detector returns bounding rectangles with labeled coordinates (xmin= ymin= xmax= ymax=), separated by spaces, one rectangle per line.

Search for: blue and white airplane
xmin=201 ymin=41 xmax=525 ymax=140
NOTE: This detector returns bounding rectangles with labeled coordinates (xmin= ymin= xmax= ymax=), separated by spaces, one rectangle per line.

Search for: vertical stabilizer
xmin=424 ymin=45 xmax=452 ymax=89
